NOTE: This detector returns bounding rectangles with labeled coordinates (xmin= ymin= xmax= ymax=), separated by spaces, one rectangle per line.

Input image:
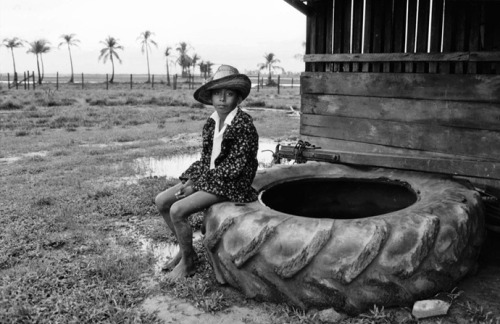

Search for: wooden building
xmin=283 ymin=0 xmax=500 ymax=219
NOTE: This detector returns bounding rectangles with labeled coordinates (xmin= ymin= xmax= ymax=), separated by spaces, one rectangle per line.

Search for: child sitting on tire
xmin=155 ymin=65 xmax=259 ymax=279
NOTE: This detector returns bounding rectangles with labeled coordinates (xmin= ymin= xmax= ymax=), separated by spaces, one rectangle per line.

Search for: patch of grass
xmin=15 ymin=130 xmax=30 ymax=137
xmin=0 ymin=100 xmax=23 ymax=110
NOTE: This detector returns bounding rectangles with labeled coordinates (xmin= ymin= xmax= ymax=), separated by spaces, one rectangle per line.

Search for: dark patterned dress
xmin=180 ymin=108 xmax=259 ymax=202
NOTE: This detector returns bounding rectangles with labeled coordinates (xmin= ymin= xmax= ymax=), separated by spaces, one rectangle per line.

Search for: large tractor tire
xmin=202 ymin=162 xmax=485 ymax=314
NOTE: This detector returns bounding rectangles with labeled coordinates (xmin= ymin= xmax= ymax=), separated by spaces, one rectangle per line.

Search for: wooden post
xmin=277 ymin=75 xmax=280 ymax=94
xmin=56 ymin=72 xmax=59 ymax=90
xmin=81 ymin=73 xmax=84 ymax=89
xmin=27 ymin=71 xmax=30 ymax=90
xmin=130 ymin=74 xmax=133 ymax=89
xmin=24 ymin=72 xmax=27 ymax=90
xmin=7 ymin=73 xmax=10 ymax=89
xmin=32 ymin=71 xmax=36 ymax=90
xmin=257 ymin=74 xmax=260 ymax=92
xmin=106 ymin=74 xmax=109 ymax=90
xmin=291 ymin=78 xmax=294 ymax=88
xmin=173 ymin=74 xmax=177 ymax=90
xmin=15 ymin=73 xmax=18 ymax=90
xmin=152 ymin=74 xmax=155 ymax=89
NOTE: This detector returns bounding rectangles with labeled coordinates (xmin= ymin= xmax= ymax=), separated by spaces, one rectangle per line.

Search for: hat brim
xmin=194 ymin=74 xmax=251 ymax=105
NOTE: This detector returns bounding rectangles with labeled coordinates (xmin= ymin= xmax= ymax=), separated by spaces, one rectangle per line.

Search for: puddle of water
xmin=134 ymin=139 xmax=289 ymax=179
xmin=137 ymin=230 xmax=202 ymax=274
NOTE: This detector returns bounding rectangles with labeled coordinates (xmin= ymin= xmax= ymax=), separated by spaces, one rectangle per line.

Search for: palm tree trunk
xmin=68 ymin=44 xmax=74 ymax=83
xmin=166 ymin=61 xmax=170 ymax=86
xmin=146 ymin=48 xmax=151 ymax=83
xmin=110 ymin=55 xmax=115 ymax=83
xmin=36 ymin=54 xmax=42 ymax=85
xmin=40 ymin=54 xmax=45 ymax=83
xmin=10 ymin=48 xmax=17 ymax=83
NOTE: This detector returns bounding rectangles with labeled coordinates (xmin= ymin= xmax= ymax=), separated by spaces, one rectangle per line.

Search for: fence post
xmin=32 ymin=72 xmax=36 ymax=90
xmin=130 ymin=74 xmax=133 ymax=89
xmin=257 ymin=73 xmax=260 ymax=92
xmin=15 ymin=73 xmax=18 ymax=90
xmin=173 ymin=74 xmax=177 ymax=90
xmin=7 ymin=73 xmax=10 ymax=89
xmin=27 ymin=71 xmax=30 ymax=90
xmin=291 ymin=78 xmax=294 ymax=88
xmin=56 ymin=72 xmax=59 ymax=90
xmin=24 ymin=72 xmax=27 ymax=90
xmin=277 ymin=75 xmax=280 ymax=94
xmin=106 ymin=74 xmax=109 ymax=90
xmin=152 ymin=74 xmax=155 ymax=89
xmin=81 ymin=73 xmax=84 ymax=89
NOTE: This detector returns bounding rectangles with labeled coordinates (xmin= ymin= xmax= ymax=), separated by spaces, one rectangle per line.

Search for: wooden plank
xmin=439 ymin=0 xmax=454 ymax=73
xmin=483 ymin=3 xmax=500 ymax=74
xmin=342 ymin=0 xmax=352 ymax=72
xmin=333 ymin=0 xmax=345 ymax=72
xmin=284 ymin=0 xmax=314 ymax=16
xmin=301 ymin=94 xmax=500 ymax=131
xmin=306 ymin=9 xmax=313 ymax=72
xmin=429 ymin=0 xmax=444 ymax=73
xmin=303 ymin=51 xmax=500 ymax=62
xmin=392 ymin=0 xmax=407 ymax=72
xmin=405 ymin=0 xmax=418 ymax=73
xmin=362 ymin=0 xmax=373 ymax=72
xmin=301 ymin=114 xmax=500 ymax=160
xmin=416 ymin=0 xmax=430 ymax=73
xmin=300 ymin=72 xmax=500 ymax=102
xmin=453 ymin=1 xmax=468 ymax=74
xmin=299 ymin=135 xmax=488 ymax=159
xmin=351 ymin=0 xmax=364 ymax=72
xmin=382 ymin=0 xmax=394 ymax=72
xmin=325 ymin=0 xmax=334 ymax=72
xmin=278 ymin=145 xmax=500 ymax=180
xmin=467 ymin=3 xmax=481 ymax=74
xmin=313 ymin=0 xmax=327 ymax=72
xmin=371 ymin=0 xmax=385 ymax=72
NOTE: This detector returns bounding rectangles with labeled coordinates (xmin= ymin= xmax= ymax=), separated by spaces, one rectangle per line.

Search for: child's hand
xmin=175 ymin=181 xmax=195 ymax=199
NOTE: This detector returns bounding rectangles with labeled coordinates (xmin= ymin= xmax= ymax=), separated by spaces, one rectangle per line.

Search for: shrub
xmin=0 ymin=100 xmax=23 ymax=110
xmin=245 ymin=100 xmax=266 ymax=107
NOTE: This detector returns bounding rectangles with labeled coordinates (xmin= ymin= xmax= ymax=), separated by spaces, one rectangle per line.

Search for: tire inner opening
xmin=260 ymin=178 xmax=418 ymax=219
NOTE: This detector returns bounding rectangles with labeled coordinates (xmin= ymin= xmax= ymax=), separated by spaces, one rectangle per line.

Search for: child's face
xmin=211 ymin=89 xmax=241 ymax=116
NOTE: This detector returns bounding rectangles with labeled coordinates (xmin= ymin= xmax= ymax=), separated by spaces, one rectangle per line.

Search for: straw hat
xmin=194 ymin=65 xmax=251 ymax=105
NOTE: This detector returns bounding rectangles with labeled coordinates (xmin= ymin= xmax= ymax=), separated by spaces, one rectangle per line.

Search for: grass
xmin=2 ymin=85 xmax=498 ymax=324
xmin=0 ymin=86 xmax=300 ymax=323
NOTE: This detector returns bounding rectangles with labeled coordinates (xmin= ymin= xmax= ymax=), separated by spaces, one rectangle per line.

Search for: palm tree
xmin=58 ymin=34 xmax=80 ymax=83
xmin=258 ymin=53 xmax=284 ymax=85
xmin=164 ymin=46 xmax=173 ymax=86
xmin=98 ymin=36 xmax=123 ymax=83
xmin=27 ymin=39 xmax=50 ymax=84
xmin=2 ymin=37 xmax=24 ymax=83
xmin=138 ymin=30 xmax=157 ymax=83
xmin=191 ymin=53 xmax=200 ymax=77
xmin=39 ymin=41 xmax=51 ymax=82
xmin=176 ymin=42 xmax=192 ymax=77
xmin=199 ymin=60 xmax=214 ymax=79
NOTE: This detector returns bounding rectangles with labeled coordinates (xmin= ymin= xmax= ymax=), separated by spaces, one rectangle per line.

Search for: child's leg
xmin=155 ymin=182 xmax=184 ymax=270
xmin=167 ymin=190 xmax=226 ymax=280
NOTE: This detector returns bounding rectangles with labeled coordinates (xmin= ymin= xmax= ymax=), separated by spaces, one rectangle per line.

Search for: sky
xmin=0 ymin=0 xmax=306 ymax=77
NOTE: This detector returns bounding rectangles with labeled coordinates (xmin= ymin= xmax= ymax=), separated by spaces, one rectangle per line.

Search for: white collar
xmin=210 ymin=107 xmax=238 ymax=126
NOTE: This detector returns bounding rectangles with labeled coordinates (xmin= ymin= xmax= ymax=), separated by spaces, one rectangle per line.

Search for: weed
xmin=15 ymin=130 xmax=30 ymax=136
xmin=33 ymin=196 xmax=55 ymax=206
xmin=359 ymin=305 xmax=393 ymax=324
xmin=0 ymin=99 xmax=23 ymax=110
xmin=463 ymin=301 xmax=498 ymax=323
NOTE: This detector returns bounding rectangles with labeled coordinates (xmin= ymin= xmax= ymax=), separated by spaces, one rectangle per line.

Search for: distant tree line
xmin=2 ymin=32 xmax=286 ymax=86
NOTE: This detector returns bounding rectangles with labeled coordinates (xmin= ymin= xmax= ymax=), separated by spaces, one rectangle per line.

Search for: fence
xmin=1 ymin=72 xmax=301 ymax=94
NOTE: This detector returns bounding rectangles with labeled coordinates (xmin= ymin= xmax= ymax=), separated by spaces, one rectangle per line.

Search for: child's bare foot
xmin=161 ymin=251 xmax=182 ymax=272
xmin=165 ymin=257 xmax=196 ymax=280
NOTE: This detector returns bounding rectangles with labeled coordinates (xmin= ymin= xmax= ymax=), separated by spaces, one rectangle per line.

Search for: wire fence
xmin=1 ymin=72 xmax=301 ymax=94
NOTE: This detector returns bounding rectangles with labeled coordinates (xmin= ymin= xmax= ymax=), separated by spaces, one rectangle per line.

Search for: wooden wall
xmin=299 ymin=0 xmax=500 ymax=195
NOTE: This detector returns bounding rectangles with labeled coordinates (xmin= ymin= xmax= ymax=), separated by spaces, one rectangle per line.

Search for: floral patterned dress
xmin=180 ymin=108 xmax=259 ymax=202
